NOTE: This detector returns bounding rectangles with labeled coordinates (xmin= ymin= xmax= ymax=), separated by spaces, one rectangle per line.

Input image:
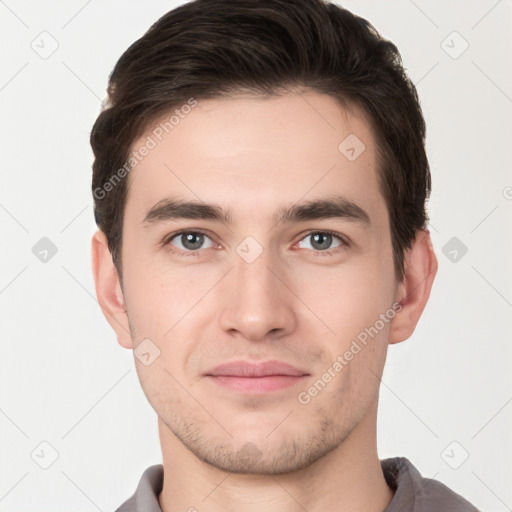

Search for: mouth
xmin=204 ymin=360 xmax=310 ymax=393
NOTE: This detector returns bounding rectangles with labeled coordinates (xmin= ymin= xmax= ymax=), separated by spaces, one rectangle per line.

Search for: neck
xmin=157 ymin=404 xmax=394 ymax=512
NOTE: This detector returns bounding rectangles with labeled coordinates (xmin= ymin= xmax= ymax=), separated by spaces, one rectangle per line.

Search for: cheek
xmin=122 ymin=226 xmax=396 ymax=341
xmin=290 ymin=257 xmax=395 ymax=338
xmin=122 ymin=251 xmax=211 ymax=333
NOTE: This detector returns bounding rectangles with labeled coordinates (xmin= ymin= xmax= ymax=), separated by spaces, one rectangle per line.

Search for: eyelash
xmin=161 ymin=229 xmax=349 ymax=258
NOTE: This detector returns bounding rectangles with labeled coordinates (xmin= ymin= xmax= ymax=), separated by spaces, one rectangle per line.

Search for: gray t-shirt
xmin=115 ymin=457 xmax=480 ymax=511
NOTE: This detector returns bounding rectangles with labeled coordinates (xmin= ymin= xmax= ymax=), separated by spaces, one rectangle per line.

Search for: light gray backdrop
xmin=1 ymin=1 xmax=511 ymax=511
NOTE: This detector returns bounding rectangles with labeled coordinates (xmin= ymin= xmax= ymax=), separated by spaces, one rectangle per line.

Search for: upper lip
xmin=205 ymin=360 xmax=309 ymax=377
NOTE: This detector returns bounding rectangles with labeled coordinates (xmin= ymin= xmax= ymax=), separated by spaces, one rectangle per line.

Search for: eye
xmin=162 ymin=229 xmax=348 ymax=258
xmin=296 ymin=231 xmax=347 ymax=255
xmin=164 ymin=230 xmax=215 ymax=256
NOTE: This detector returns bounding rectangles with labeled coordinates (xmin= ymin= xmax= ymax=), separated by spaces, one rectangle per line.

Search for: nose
xmin=218 ymin=245 xmax=297 ymax=341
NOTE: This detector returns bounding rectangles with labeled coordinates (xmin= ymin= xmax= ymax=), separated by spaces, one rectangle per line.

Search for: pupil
xmin=312 ymin=233 xmax=331 ymax=250
xmin=183 ymin=233 xmax=203 ymax=250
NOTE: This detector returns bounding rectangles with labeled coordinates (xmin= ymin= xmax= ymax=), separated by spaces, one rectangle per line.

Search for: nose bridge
xmin=235 ymin=241 xmax=279 ymax=300
xmin=218 ymin=238 xmax=295 ymax=340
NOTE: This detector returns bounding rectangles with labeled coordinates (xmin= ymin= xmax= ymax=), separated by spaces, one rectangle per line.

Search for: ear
xmin=388 ymin=229 xmax=438 ymax=344
xmin=91 ymin=229 xmax=133 ymax=349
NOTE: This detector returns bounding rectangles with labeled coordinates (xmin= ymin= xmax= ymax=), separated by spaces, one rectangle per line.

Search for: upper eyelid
xmin=299 ymin=230 xmax=347 ymax=242
xmin=163 ymin=228 xmax=213 ymax=244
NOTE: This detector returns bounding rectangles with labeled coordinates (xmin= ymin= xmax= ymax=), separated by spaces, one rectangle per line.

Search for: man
xmin=90 ymin=0 xmax=479 ymax=510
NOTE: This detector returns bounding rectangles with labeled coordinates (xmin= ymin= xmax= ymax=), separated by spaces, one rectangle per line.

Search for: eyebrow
xmin=142 ymin=194 xmax=371 ymax=228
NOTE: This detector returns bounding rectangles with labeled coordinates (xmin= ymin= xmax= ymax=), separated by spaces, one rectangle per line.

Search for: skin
xmin=92 ymin=91 xmax=437 ymax=512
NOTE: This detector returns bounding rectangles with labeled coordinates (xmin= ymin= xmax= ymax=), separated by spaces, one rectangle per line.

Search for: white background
xmin=1 ymin=1 xmax=511 ymax=511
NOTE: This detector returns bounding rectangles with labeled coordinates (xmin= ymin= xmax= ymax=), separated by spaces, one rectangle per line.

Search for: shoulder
xmin=114 ymin=464 xmax=164 ymax=512
xmin=381 ymin=457 xmax=480 ymax=512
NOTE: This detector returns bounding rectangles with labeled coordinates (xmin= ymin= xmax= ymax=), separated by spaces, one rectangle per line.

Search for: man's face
xmin=117 ymin=92 xmax=400 ymax=473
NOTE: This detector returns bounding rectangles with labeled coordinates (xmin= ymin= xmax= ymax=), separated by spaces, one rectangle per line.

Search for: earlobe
xmin=388 ymin=229 xmax=438 ymax=345
xmin=91 ymin=230 xmax=133 ymax=349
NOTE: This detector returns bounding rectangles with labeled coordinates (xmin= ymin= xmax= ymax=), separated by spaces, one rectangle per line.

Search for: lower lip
xmin=207 ymin=375 xmax=308 ymax=393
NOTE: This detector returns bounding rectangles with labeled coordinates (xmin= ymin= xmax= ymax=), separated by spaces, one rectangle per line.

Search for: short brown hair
xmin=91 ymin=0 xmax=431 ymax=283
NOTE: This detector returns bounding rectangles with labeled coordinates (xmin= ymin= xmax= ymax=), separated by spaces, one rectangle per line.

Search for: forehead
xmin=123 ymin=92 xmax=386 ymax=228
